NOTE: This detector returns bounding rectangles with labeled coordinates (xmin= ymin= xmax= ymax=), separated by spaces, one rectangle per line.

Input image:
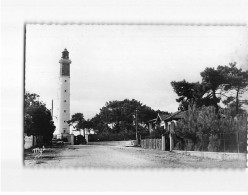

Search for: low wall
xmin=24 ymin=136 xmax=34 ymax=149
xmin=173 ymin=150 xmax=247 ymax=161
xmin=24 ymin=135 xmax=44 ymax=149
xmin=88 ymin=140 xmax=135 ymax=146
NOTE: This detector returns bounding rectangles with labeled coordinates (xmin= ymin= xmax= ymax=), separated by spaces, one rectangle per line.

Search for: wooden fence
xmin=141 ymin=138 xmax=162 ymax=150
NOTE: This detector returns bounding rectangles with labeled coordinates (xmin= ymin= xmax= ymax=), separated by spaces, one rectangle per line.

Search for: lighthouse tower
xmin=58 ymin=49 xmax=71 ymax=139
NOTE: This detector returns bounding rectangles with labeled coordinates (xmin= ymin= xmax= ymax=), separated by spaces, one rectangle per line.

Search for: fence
xmin=141 ymin=138 xmax=162 ymax=150
xmin=140 ymin=131 xmax=247 ymax=153
xmin=173 ymin=131 xmax=247 ymax=153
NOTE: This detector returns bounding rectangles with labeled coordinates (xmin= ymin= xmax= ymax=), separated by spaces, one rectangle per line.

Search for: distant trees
xmin=89 ymin=99 xmax=166 ymax=141
xmin=67 ymin=113 xmax=85 ymax=135
xmin=67 ymin=113 xmax=94 ymax=143
xmin=24 ymin=92 xmax=55 ymax=144
xmin=83 ymin=120 xmax=94 ymax=131
xmin=171 ymin=62 xmax=248 ymax=115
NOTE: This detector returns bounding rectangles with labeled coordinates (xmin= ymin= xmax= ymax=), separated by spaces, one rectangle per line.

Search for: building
xmin=146 ymin=110 xmax=186 ymax=151
xmin=56 ymin=49 xmax=74 ymax=143
xmin=147 ymin=111 xmax=185 ymax=132
xmin=147 ymin=113 xmax=170 ymax=134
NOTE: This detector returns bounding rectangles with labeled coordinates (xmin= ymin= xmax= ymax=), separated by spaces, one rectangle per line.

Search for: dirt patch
xmin=24 ymin=146 xmax=67 ymax=167
xmin=112 ymin=146 xmax=246 ymax=168
xmin=24 ymin=145 xmax=246 ymax=168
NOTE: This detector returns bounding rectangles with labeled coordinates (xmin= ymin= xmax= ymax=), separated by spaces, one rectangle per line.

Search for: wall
xmin=24 ymin=135 xmax=33 ymax=149
xmin=88 ymin=140 xmax=135 ymax=146
xmin=173 ymin=150 xmax=247 ymax=161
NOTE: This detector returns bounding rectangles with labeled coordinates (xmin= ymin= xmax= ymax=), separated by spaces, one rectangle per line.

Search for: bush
xmin=174 ymin=105 xmax=247 ymax=152
xmin=88 ymin=133 xmax=136 ymax=142
xmin=74 ymin=135 xmax=87 ymax=145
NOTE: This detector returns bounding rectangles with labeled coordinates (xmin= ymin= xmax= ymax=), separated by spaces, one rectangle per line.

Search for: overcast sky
xmin=25 ymin=25 xmax=248 ymax=121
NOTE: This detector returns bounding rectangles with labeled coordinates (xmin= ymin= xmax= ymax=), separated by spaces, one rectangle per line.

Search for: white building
xmin=56 ymin=49 xmax=73 ymax=143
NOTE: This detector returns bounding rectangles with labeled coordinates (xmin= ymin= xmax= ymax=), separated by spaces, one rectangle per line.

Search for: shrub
xmin=174 ymin=105 xmax=247 ymax=152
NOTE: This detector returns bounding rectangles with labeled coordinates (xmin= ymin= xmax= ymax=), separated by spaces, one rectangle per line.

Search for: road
xmin=24 ymin=144 xmax=246 ymax=168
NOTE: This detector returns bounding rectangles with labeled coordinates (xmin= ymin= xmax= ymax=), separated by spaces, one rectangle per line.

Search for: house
xmin=147 ymin=111 xmax=185 ymax=131
xmin=146 ymin=113 xmax=170 ymax=134
xmin=163 ymin=110 xmax=186 ymax=133
xmin=146 ymin=110 xmax=186 ymax=151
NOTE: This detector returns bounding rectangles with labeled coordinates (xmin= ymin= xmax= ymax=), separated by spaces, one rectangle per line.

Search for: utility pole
xmin=51 ymin=99 xmax=53 ymax=119
xmin=135 ymin=109 xmax=138 ymax=142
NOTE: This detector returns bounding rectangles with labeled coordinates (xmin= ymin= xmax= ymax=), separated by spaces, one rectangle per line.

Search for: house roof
xmin=146 ymin=118 xmax=157 ymax=123
xmin=164 ymin=110 xmax=186 ymax=122
xmin=160 ymin=113 xmax=170 ymax=121
xmin=153 ymin=113 xmax=170 ymax=123
xmin=146 ymin=111 xmax=185 ymax=124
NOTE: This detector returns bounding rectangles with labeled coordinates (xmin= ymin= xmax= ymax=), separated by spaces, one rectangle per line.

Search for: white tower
xmin=58 ymin=49 xmax=71 ymax=139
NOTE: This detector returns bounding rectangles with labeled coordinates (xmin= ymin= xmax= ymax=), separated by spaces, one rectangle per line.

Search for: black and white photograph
xmin=2 ymin=0 xmax=248 ymax=192
xmin=24 ymin=24 xmax=248 ymax=168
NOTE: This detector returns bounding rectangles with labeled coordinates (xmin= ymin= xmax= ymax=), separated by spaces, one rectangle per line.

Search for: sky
xmin=25 ymin=25 xmax=248 ymax=123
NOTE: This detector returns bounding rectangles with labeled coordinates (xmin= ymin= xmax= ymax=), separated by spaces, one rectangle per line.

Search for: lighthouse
xmin=57 ymin=48 xmax=72 ymax=140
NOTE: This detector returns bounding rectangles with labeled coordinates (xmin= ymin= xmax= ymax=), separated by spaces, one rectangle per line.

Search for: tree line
xmin=70 ymin=99 xmax=169 ymax=141
xmin=170 ymin=62 xmax=248 ymax=152
xmin=171 ymin=62 xmax=248 ymax=115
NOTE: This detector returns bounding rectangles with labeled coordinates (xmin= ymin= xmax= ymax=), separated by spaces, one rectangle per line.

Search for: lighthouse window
xmin=64 ymin=110 xmax=66 ymax=112
xmin=65 ymin=80 xmax=67 ymax=82
xmin=65 ymin=90 xmax=66 ymax=92
xmin=64 ymin=100 xmax=66 ymax=102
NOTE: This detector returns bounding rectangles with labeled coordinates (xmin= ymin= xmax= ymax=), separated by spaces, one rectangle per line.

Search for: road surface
xmin=24 ymin=144 xmax=246 ymax=168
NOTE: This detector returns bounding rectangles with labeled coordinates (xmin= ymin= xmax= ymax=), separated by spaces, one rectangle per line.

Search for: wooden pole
xmin=162 ymin=135 xmax=165 ymax=151
xmin=169 ymin=132 xmax=173 ymax=152
xmin=135 ymin=109 xmax=138 ymax=142
xmin=223 ymin=132 xmax=225 ymax=153
xmin=237 ymin=131 xmax=239 ymax=153
xmin=169 ymin=123 xmax=173 ymax=152
xmin=51 ymin=99 xmax=53 ymax=118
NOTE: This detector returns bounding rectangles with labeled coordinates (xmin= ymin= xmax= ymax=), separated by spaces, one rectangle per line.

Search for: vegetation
xmin=171 ymin=80 xmax=205 ymax=111
xmin=174 ymin=105 xmax=247 ymax=152
xmin=149 ymin=126 xmax=169 ymax=139
xmin=169 ymin=63 xmax=248 ymax=153
xmin=67 ymin=113 xmax=94 ymax=144
xmin=67 ymin=113 xmax=85 ymax=135
xmin=89 ymin=99 xmax=168 ymax=141
xmin=218 ymin=62 xmax=248 ymax=115
xmin=171 ymin=62 xmax=248 ymax=115
xmin=24 ymin=92 xmax=55 ymax=144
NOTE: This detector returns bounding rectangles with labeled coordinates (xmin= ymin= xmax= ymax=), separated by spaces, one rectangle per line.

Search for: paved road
xmin=24 ymin=144 xmax=246 ymax=168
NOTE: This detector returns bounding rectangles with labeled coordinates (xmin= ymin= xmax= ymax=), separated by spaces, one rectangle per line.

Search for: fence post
xmin=169 ymin=132 xmax=173 ymax=152
xmin=223 ymin=132 xmax=225 ymax=153
xmin=211 ymin=133 xmax=213 ymax=152
xmin=237 ymin=131 xmax=239 ymax=153
xmin=162 ymin=135 xmax=165 ymax=151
